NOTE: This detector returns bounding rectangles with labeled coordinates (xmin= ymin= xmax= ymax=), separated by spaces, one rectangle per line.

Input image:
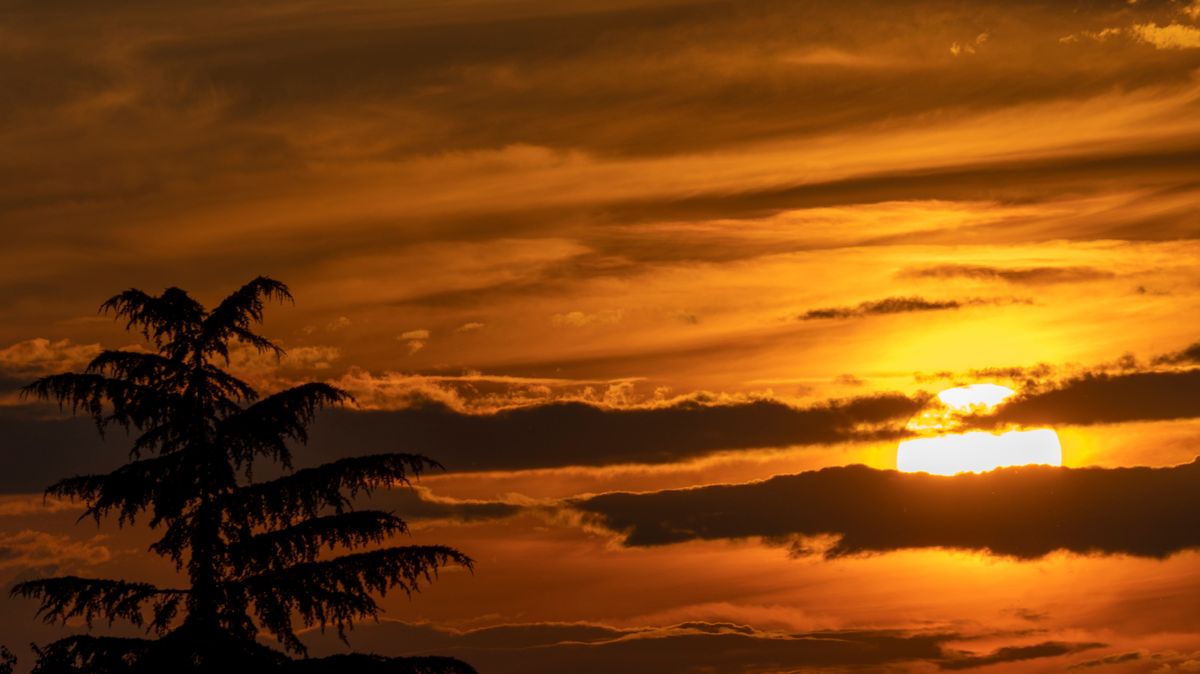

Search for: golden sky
xmin=2 ymin=0 xmax=1200 ymax=671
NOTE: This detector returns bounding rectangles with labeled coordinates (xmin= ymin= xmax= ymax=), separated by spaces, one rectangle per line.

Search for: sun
xmin=896 ymin=384 xmax=1062 ymax=475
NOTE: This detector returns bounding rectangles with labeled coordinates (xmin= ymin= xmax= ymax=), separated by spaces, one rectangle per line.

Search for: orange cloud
xmin=1131 ymin=23 xmax=1200 ymax=49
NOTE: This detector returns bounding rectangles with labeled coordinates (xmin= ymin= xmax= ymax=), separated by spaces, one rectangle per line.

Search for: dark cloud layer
xmin=1155 ymin=341 xmax=1200 ymax=366
xmin=984 ymin=368 xmax=1200 ymax=427
xmin=576 ymin=460 xmax=1200 ymax=558
xmin=10 ymin=363 xmax=1200 ymax=494
xmin=940 ymin=641 xmax=1104 ymax=670
xmin=1068 ymin=651 xmax=1142 ymax=670
xmin=0 ymin=394 xmax=920 ymax=492
xmin=301 ymin=395 xmax=922 ymax=472
xmin=301 ymin=619 xmax=1100 ymax=674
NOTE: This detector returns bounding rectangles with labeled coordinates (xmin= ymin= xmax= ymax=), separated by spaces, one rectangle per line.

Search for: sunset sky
xmin=2 ymin=0 xmax=1200 ymax=671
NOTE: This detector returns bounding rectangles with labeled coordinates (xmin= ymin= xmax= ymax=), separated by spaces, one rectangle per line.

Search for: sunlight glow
xmin=897 ymin=384 xmax=1063 ymax=475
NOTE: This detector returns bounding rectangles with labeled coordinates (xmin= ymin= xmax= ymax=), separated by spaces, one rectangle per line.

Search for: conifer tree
xmin=11 ymin=278 xmax=474 ymax=674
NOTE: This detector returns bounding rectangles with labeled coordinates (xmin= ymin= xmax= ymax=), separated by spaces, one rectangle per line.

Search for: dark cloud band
xmin=0 ymin=394 xmax=921 ymax=492
xmin=575 ymin=460 xmax=1200 ymax=558
xmin=983 ymin=368 xmax=1200 ymax=427
xmin=301 ymin=394 xmax=922 ymax=472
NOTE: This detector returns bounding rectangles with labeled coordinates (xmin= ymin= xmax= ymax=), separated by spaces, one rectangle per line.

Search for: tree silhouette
xmin=10 ymin=278 xmax=475 ymax=674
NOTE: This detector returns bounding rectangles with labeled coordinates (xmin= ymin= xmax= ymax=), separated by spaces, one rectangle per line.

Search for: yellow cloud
xmin=552 ymin=310 xmax=623 ymax=327
xmin=1131 ymin=22 xmax=1200 ymax=49
xmin=0 ymin=338 xmax=100 ymax=376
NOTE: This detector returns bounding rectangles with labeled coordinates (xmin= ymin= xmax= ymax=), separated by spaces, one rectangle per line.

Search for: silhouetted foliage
xmin=10 ymin=278 xmax=474 ymax=673
xmin=0 ymin=646 xmax=15 ymax=674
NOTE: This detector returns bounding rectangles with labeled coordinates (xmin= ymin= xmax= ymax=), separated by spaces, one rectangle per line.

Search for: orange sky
xmin=2 ymin=0 xmax=1200 ymax=671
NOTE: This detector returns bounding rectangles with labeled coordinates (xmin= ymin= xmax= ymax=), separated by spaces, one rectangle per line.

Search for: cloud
xmin=597 ymin=146 xmax=1200 ymax=242
xmin=399 ymin=329 xmax=430 ymax=355
xmin=1146 ymin=651 xmax=1200 ymax=673
xmin=0 ymin=338 xmax=101 ymax=378
xmin=1 ymin=0 xmax=1199 ymax=341
xmin=902 ymin=264 xmax=1115 ymax=285
xmin=551 ymin=310 xmax=623 ymax=327
xmin=1131 ymin=23 xmax=1200 ymax=50
xmin=1154 ymin=341 xmax=1200 ymax=365
xmin=574 ymin=460 xmax=1200 ymax=558
xmin=0 ymin=390 xmax=920 ymax=491
xmin=1069 ymin=651 xmax=1142 ymax=669
xmin=394 ymin=486 xmax=522 ymax=523
xmin=800 ymin=296 xmax=963 ymax=320
xmin=799 ymin=296 xmax=1027 ymax=320
xmin=0 ymin=530 xmax=111 ymax=572
xmin=1068 ymin=27 xmax=1123 ymax=43
xmin=980 ymin=369 xmax=1200 ymax=427
xmin=949 ymin=32 xmax=989 ymax=57
xmin=226 ymin=343 xmax=341 ymax=386
xmin=0 ymin=496 xmax=78 ymax=518
xmin=169 ymin=342 xmax=345 ymax=397
xmin=941 ymin=641 xmax=1104 ymax=670
xmin=299 ymin=619 xmax=1101 ymax=674
xmin=454 ymin=322 xmax=485 ymax=333
xmin=299 ymin=394 xmax=923 ymax=472
xmin=326 ymin=368 xmax=651 ymax=412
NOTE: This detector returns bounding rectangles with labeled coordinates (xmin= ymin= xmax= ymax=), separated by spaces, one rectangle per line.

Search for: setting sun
xmin=896 ymin=384 xmax=1063 ymax=475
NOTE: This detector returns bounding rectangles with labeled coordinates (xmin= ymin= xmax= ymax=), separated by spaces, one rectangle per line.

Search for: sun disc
xmin=897 ymin=384 xmax=1063 ymax=475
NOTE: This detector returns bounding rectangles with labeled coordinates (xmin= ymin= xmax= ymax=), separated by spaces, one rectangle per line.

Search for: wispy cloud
xmin=902 ymin=264 xmax=1114 ymax=285
xmin=799 ymin=296 xmax=1027 ymax=320
xmin=552 ymin=310 xmax=623 ymax=327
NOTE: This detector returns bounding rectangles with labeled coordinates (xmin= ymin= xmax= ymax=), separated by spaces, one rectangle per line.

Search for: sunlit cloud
xmin=0 ymin=338 xmax=100 ymax=377
xmin=0 ymin=530 xmax=111 ymax=572
xmin=1131 ymin=22 xmax=1200 ymax=49
xmin=551 ymin=310 xmax=624 ymax=328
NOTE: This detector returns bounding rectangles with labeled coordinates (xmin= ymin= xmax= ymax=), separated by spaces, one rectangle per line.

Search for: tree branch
xmin=11 ymin=577 xmax=187 ymax=631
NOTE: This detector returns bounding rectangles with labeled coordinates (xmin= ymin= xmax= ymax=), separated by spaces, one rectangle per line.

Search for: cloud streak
xmin=799 ymin=296 xmax=1026 ymax=321
xmin=902 ymin=264 xmax=1115 ymax=285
